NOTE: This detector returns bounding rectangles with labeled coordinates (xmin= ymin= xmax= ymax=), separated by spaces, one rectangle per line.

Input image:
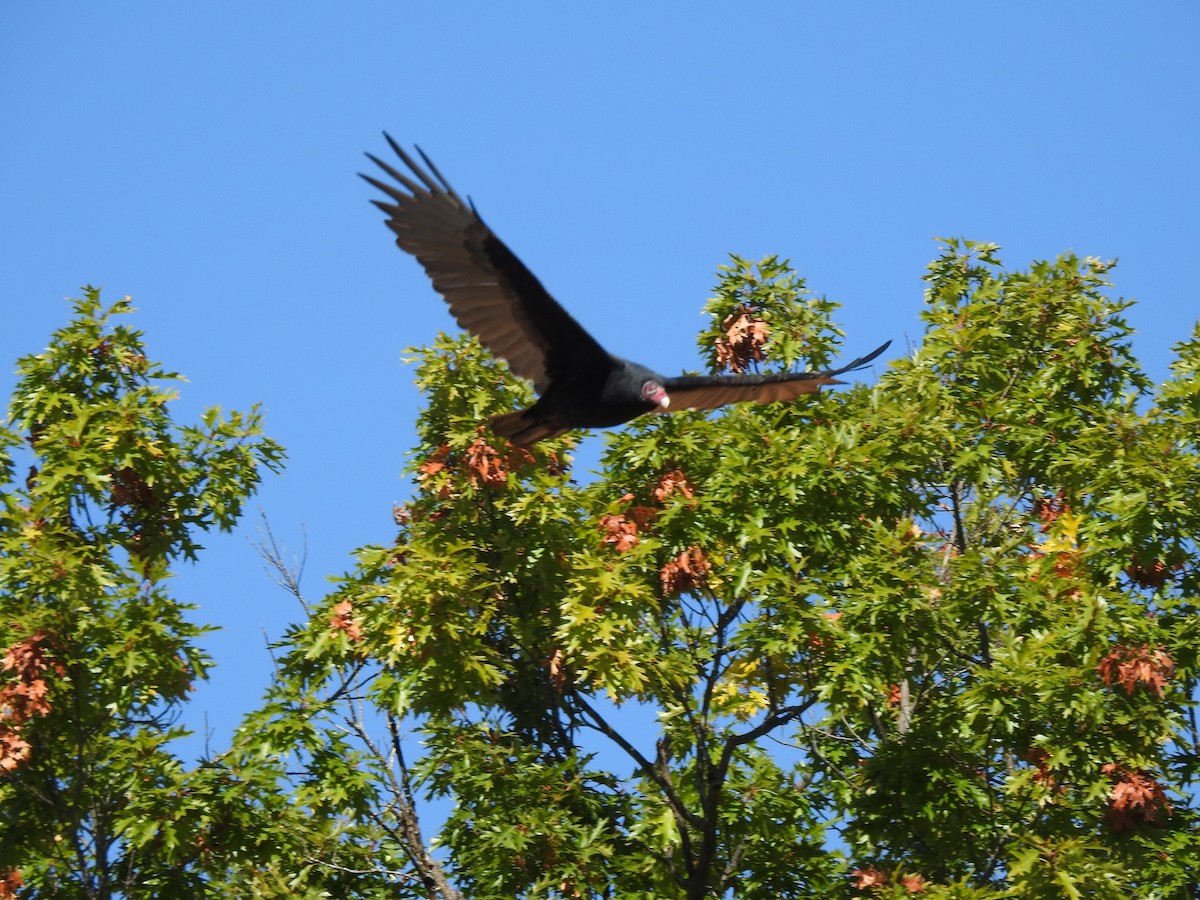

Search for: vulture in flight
xmin=362 ymin=135 xmax=890 ymax=447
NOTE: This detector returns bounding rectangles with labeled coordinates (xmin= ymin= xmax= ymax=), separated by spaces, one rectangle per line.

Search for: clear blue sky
xmin=3 ymin=4 xmax=1198 ymax=759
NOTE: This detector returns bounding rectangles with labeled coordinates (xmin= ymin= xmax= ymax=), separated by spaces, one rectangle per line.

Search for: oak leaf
xmin=598 ymin=514 xmax=638 ymax=552
xmin=714 ymin=304 xmax=770 ymax=374
xmin=1096 ymin=643 xmax=1173 ymax=697
xmin=899 ymin=872 xmax=927 ymax=893
xmin=0 ymin=869 xmax=22 ymax=898
xmin=852 ymin=866 xmax=889 ymax=890
xmin=464 ymin=436 xmax=508 ymax=488
xmin=652 ymin=468 xmax=696 ymax=504
xmin=329 ymin=599 xmax=365 ymax=643
xmin=1101 ymin=762 xmax=1172 ymax=830
xmin=660 ymin=546 xmax=711 ymax=596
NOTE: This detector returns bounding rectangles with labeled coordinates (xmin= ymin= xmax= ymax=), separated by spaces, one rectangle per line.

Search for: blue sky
xmin=3 ymin=4 xmax=1198 ymax=760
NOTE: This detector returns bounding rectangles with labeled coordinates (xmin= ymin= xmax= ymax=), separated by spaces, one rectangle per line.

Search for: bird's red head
xmin=642 ymin=380 xmax=670 ymax=410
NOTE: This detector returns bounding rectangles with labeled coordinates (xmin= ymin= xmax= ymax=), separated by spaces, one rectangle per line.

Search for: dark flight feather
xmin=362 ymin=135 xmax=890 ymax=446
xmin=662 ymin=341 xmax=892 ymax=411
xmin=361 ymin=135 xmax=606 ymax=393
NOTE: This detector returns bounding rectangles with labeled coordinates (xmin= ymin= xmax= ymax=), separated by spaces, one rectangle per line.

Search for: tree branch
xmin=573 ymin=692 xmax=704 ymax=831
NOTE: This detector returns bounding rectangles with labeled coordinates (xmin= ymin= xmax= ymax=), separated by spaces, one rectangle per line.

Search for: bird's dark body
xmin=362 ymin=135 xmax=890 ymax=446
xmin=489 ymin=356 xmax=665 ymax=445
xmin=542 ymin=358 xmax=664 ymax=429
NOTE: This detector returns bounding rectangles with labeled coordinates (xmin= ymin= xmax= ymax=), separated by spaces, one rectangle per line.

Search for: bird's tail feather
xmin=489 ymin=410 xmax=569 ymax=448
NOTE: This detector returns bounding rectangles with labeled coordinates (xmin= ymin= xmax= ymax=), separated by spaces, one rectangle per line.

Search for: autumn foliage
xmin=659 ymin=545 xmax=711 ymax=596
xmin=0 ymin=633 xmax=61 ymax=774
xmin=1096 ymin=643 xmax=1175 ymax=697
xmin=713 ymin=304 xmax=771 ymax=373
xmin=0 ymin=870 xmax=21 ymax=899
xmin=852 ymin=866 xmax=927 ymax=894
xmin=1101 ymin=763 xmax=1174 ymax=831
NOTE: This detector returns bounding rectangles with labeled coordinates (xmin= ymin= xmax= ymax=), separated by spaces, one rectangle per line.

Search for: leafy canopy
xmin=3 ymin=244 xmax=1199 ymax=899
xmin=0 ymin=290 xmax=283 ymax=897
xmin=233 ymin=244 xmax=1200 ymax=898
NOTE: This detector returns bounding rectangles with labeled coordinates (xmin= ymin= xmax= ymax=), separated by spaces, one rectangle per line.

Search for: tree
xmin=0 ymin=291 xmax=283 ymax=897
xmin=220 ymin=245 xmax=1200 ymax=897
xmin=4 ymin=243 xmax=1199 ymax=898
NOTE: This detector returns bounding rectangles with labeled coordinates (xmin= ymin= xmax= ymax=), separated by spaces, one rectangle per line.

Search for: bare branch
xmin=253 ymin=510 xmax=309 ymax=613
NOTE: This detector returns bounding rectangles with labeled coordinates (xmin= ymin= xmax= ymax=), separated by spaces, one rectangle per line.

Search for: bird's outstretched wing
xmin=360 ymin=135 xmax=610 ymax=391
xmin=662 ymin=340 xmax=891 ymax=411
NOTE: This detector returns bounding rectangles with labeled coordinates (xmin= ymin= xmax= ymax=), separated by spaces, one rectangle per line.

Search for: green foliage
xmin=6 ymin=244 xmax=1200 ymax=899
xmin=0 ymin=289 xmax=283 ymax=896
xmin=239 ymin=244 xmax=1198 ymax=898
xmin=697 ymin=254 xmax=846 ymax=373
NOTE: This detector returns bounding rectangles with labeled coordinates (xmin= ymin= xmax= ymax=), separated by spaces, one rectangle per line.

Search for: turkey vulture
xmin=362 ymin=135 xmax=890 ymax=447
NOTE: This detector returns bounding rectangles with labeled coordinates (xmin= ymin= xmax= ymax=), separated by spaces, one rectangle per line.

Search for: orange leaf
xmin=1125 ymin=558 xmax=1174 ymax=589
xmin=900 ymin=873 xmax=927 ymax=894
xmin=598 ymin=514 xmax=638 ymax=552
xmin=714 ymin=305 xmax=770 ymax=374
xmin=329 ymin=599 xmax=364 ymax=643
xmin=1097 ymin=643 xmax=1174 ymax=697
xmin=1032 ymin=489 xmax=1070 ymax=530
xmin=464 ymin=437 xmax=508 ymax=488
xmin=0 ymin=869 xmax=22 ymax=898
xmin=852 ymin=867 xmax=889 ymax=890
xmin=1102 ymin=762 xmax=1172 ymax=830
xmin=660 ymin=546 xmax=711 ymax=595
xmin=653 ymin=468 xmax=696 ymax=504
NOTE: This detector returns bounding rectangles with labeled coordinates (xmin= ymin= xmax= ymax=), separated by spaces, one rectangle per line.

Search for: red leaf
xmin=1032 ymin=489 xmax=1070 ymax=530
xmin=0 ymin=869 xmax=22 ymax=898
xmin=464 ymin=437 xmax=508 ymax=488
xmin=1124 ymin=558 xmax=1175 ymax=589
